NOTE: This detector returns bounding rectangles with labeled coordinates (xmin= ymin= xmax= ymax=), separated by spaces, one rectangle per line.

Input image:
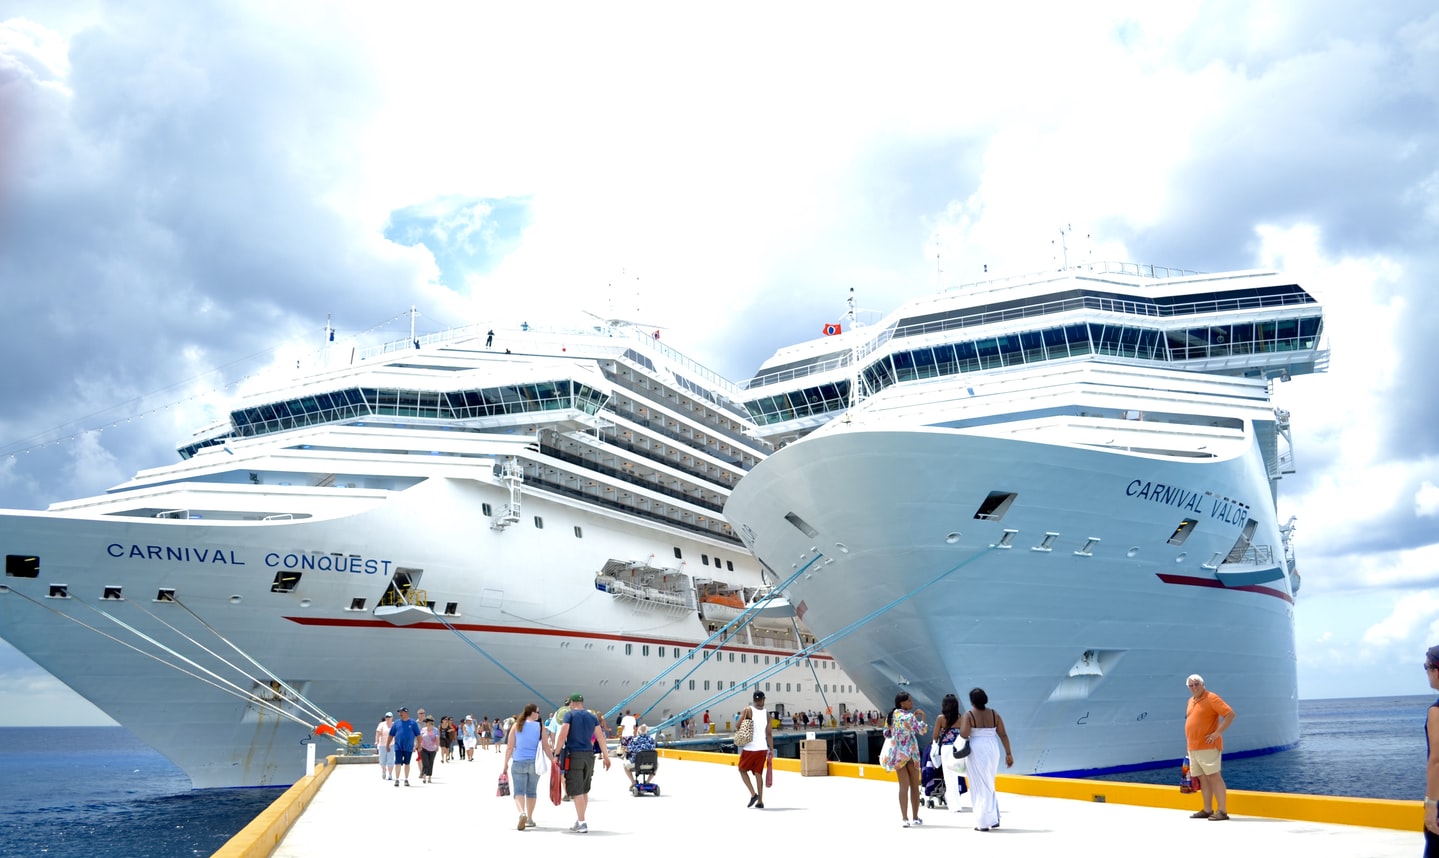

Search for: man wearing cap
xmin=553 ymin=693 xmax=611 ymax=833
xmin=1184 ymin=674 xmax=1235 ymax=820
xmin=387 ymin=707 xmax=421 ymax=787
xmin=375 ymin=712 xmax=395 ymax=780
xmin=738 ymin=690 xmax=775 ymax=808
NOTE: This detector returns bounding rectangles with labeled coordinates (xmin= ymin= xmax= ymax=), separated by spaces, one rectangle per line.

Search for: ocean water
xmin=0 ymin=727 xmax=280 ymax=857
xmin=0 ymin=695 xmax=1428 ymax=856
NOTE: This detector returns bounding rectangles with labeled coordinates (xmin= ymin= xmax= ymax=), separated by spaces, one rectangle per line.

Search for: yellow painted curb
xmin=655 ymin=749 xmax=1417 ymax=831
xmin=211 ymin=755 xmax=337 ymax=858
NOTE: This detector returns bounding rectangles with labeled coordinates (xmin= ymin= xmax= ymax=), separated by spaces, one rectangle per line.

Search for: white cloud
xmin=1417 ymin=480 xmax=1439 ymax=517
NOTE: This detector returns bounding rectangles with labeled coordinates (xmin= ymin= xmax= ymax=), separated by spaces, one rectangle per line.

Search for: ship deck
xmin=221 ymin=746 xmax=1416 ymax=857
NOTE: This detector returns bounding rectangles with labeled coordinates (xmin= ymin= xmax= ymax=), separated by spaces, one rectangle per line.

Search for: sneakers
xmin=517 ymin=813 xmax=527 ymax=831
xmin=912 ymin=818 xmax=923 ymax=826
xmin=754 ymin=801 xmax=764 ymax=809
xmin=569 ymin=821 xmax=588 ymax=833
xmin=902 ymin=820 xmax=912 ymax=828
xmin=1209 ymin=811 xmax=1231 ymax=821
xmin=393 ymin=779 xmax=398 ymax=788
xmin=747 ymin=794 xmax=759 ymax=808
xmin=1190 ymin=810 xmax=1212 ymax=819
xmin=526 ymin=819 xmax=536 ymax=829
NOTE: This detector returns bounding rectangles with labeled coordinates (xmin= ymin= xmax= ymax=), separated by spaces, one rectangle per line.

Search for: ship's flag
xmin=822 ymin=323 xmax=842 ymax=336
xmin=795 ymin=600 xmax=808 ymax=620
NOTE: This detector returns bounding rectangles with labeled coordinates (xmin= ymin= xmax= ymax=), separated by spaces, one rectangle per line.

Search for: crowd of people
xmin=368 ymin=669 xmax=1268 ymax=838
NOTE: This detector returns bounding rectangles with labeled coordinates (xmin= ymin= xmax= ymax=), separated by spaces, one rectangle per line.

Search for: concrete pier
xmin=217 ymin=749 xmax=1419 ymax=858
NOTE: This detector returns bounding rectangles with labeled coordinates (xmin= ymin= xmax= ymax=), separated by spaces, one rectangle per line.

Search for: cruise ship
xmin=724 ymin=262 xmax=1326 ymax=776
xmin=0 ymin=319 xmax=870 ymax=788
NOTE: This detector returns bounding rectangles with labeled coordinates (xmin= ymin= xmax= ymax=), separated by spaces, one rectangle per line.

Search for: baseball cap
xmin=568 ymin=693 xmax=585 ymax=703
xmin=397 ymin=706 xmax=409 ymax=712
xmin=384 ymin=711 xmax=393 ymax=717
xmin=752 ymin=690 xmax=765 ymax=701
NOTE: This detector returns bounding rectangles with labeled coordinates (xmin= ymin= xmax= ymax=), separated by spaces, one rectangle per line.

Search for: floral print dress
xmin=881 ymin=708 xmax=928 ymax=772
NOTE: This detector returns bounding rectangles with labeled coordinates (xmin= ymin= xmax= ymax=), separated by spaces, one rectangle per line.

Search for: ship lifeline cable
xmin=0 ymin=586 xmax=332 ymax=737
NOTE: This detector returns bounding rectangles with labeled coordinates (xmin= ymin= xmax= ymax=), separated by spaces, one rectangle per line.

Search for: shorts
xmin=464 ymin=737 xmax=476 ymax=749
xmin=564 ymin=750 xmax=596 ymax=797
xmin=510 ymin=757 xmax=539 ymax=798
xmin=738 ymin=749 xmax=767 ymax=775
xmin=394 ymin=745 xmax=414 ymax=765
xmin=380 ymin=746 xmax=395 ymax=766
xmin=1188 ymin=747 xmax=1222 ymax=775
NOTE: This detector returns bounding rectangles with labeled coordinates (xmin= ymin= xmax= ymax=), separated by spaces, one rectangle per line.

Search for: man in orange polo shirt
xmin=1185 ymin=674 xmax=1236 ymax=820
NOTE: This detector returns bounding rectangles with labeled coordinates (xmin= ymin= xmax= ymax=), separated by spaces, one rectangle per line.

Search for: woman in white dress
xmin=959 ymin=687 xmax=1013 ymax=831
xmin=932 ymin=693 xmax=971 ymax=811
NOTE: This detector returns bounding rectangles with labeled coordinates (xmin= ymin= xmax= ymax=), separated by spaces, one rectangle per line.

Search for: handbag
xmin=535 ymin=748 xmax=550 ymax=779
xmin=952 ymin=739 xmax=971 ymax=759
xmin=496 ymin=771 xmax=511 ymax=797
xmin=734 ymin=712 xmax=754 ymax=747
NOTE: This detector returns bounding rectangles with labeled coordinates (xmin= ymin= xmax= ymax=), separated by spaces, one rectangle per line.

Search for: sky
xmin=0 ymin=1 xmax=1436 ymax=725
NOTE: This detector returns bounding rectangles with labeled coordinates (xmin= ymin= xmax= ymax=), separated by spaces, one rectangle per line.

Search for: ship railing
xmin=380 ymin=587 xmax=429 ymax=608
xmin=1221 ymin=545 xmax=1275 ymax=567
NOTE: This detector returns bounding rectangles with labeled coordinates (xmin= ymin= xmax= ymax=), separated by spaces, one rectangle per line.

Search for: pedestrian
xmin=736 ymin=690 xmax=774 ymax=809
xmin=418 ymin=716 xmax=440 ymax=783
xmin=387 ymin=706 xmax=421 ymax=787
xmin=503 ymin=702 xmax=555 ymax=831
xmin=620 ymin=709 xmax=637 ymax=753
xmin=960 ymin=687 xmax=1013 ymax=831
xmin=703 ymin=709 xmax=710 ymax=733
xmin=486 ymin=329 xmax=494 ymax=347
xmin=462 ymin=715 xmax=477 ymax=761
xmin=375 ymin=712 xmax=394 ymax=781
xmin=1424 ymin=645 xmax=1439 ymax=856
xmin=553 ymin=692 xmax=612 ymax=833
xmin=480 ymin=717 xmax=492 ymax=752
xmin=881 ymin=691 xmax=928 ymax=827
xmin=931 ymin=693 xmax=970 ymax=811
xmin=1184 ymin=674 xmax=1235 ymax=821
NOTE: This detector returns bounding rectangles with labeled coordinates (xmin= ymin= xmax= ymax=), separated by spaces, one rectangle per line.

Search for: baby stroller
xmin=628 ymin=749 xmax=660 ymax=797
xmin=921 ymin=755 xmax=948 ymax=809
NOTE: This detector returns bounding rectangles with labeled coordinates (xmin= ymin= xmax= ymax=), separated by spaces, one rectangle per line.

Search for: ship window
xmin=5 ymin=555 xmax=39 ymax=578
xmin=974 ymin=491 xmax=1017 ymax=521
xmin=657 ymin=647 xmax=665 ymax=659
xmin=445 ymin=602 xmax=458 ymax=615
xmin=689 ymin=680 xmax=695 ymax=690
xmin=625 ymin=644 xmax=632 ymax=655
xmin=271 ymin=571 xmax=302 ymax=593
xmin=1167 ymin=519 xmax=1199 ymax=546
xmin=727 ymin=560 xmax=734 ymax=571
xmin=674 ymin=547 xmax=683 ymax=559
xmin=349 ymin=597 xmax=367 ymax=610
xmin=784 ymin=512 xmax=819 ymax=538
xmin=741 ymin=653 xmax=746 ymax=663
xmin=704 ymin=680 xmax=711 ymax=691
xmin=574 ymin=526 xmax=583 ymax=538
xmin=533 ymin=516 xmax=544 ymax=529
xmin=729 ymin=652 xmax=735 ymax=662
xmin=156 ymin=589 xmax=175 ymax=602
xmin=47 ymin=584 xmax=69 ymax=599
xmin=482 ymin=503 xmax=492 ymax=516
xmin=643 ymin=645 xmax=650 ymax=656
xmin=702 ymin=554 xmax=710 ymax=566
xmin=103 ymin=586 xmax=123 ymax=600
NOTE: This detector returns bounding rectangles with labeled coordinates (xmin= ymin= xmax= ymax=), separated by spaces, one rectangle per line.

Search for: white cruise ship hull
xmin=725 ymin=427 xmax=1299 ymax=776
xmin=0 ymin=476 xmax=861 ymax=787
